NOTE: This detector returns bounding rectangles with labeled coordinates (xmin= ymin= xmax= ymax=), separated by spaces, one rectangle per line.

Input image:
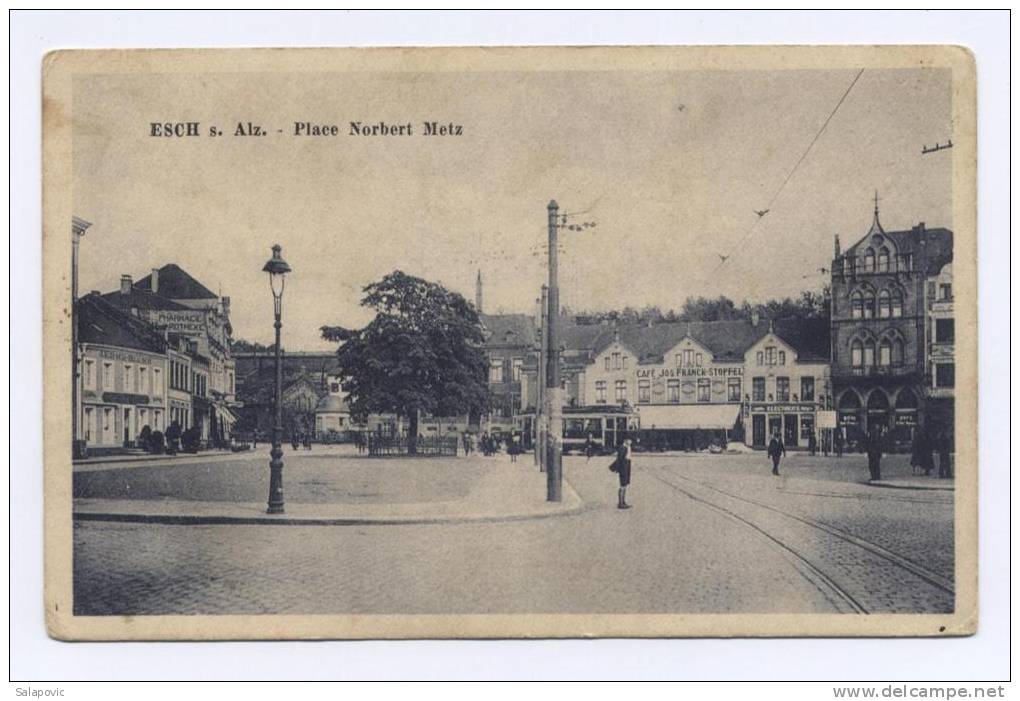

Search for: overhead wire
xmin=710 ymin=68 xmax=866 ymax=276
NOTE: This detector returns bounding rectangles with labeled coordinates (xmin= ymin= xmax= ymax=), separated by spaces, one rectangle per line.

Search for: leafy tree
xmin=321 ymin=271 xmax=489 ymax=451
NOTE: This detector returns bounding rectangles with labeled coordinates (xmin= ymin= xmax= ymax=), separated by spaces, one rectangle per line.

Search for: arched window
xmin=890 ymin=288 xmax=903 ymax=317
xmin=878 ymin=289 xmax=891 ymax=318
xmin=864 ymin=339 xmax=876 ymax=367
xmin=895 ymin=388 xmax=918 ymax=409
xmin=867 ymin=389 xmax=889 ymax=411
xmin=892 ymin=338 xmax=905 ymax=366
xmin=877 ymin=247 xmax=890 ymax=272
xmin=864 ymin=248 xmax=875 ymax=273
xmin=879 ymin=338 xmax=892 ymax=366
xmin=851 ymin=291 xmax=864 ymax=319
xmin=851 ymin=339 xmax=863 ymax=368
xmin=863 ymin=291 xmax=876 ymax=319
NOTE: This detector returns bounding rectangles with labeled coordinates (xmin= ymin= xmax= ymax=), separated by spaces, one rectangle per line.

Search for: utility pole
xmin=536 ymin=284 xmax=548 ymax=472
xmin=545 ymin=201 xmax=562 ymax=501
xmin=71 ymin=216 xmax=92 ymax=459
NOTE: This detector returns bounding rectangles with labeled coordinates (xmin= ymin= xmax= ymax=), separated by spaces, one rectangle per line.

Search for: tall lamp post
xmin=263 ymin=244 xmax=291 ymax=514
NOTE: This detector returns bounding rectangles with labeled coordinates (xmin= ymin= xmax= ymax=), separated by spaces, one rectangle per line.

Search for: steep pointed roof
xmin=135 ymin=264 xmax=218 ymax=300
xmin=101 ymin=287 xmax=190 ymax=312
xmin=78 ymin=293 xmax=166 ymax=354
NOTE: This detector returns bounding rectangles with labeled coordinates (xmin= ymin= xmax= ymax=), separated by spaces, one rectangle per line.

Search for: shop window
xmin=727 ymin=377 xmax=741 ymax=402
xmin=638 ymin=380 xmax=650 ymax=404
xmin=800 ymin=416 xmax=815 ymax=440
xmin=697 ymin=379 xmax=711 ymax=403
xmin=668 ymin=379 xmax=680 ymax=403
xmin=752 ymin=377 xmax=765 ymax=402
xmin=614 ymin=380 xmax=627 ymax=404
xmin=595 ymin=381 xmax=607 ymax=404
xmin=776 ymin=377 xmax=790 ymax=402
xmin=935 ymin=363 xmax=955 ymax=388
xmin=801 ymin=377 xmax=815 ymax=402
xmin=935 ymin=319 xmax=954 ymax=343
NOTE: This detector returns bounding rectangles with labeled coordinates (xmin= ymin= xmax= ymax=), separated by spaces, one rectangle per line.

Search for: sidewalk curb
xmin=72 ymin=482 xmax=585 ymax=527
xmin=867 ymin=480 xmax=955 ymax=492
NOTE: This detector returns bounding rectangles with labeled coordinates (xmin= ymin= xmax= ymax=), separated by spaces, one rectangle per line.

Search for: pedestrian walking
xmin=609 ymin=438 xmax=633 ymax=509
xmin=822 ymin=429 xmax=830 ymax=457
xmin=911 ymin=424 xmax=933 ymax=476
xmin=808 ymin=431 xmax=817 ymax=456
xmin=865 ymin=425 xmax=885 ymax=481
xmin=508 ymin=433 xmax=521 ymax=463
xmin=584 ymin=432 xmax=596 ymax=462
xmin=834 ymin=426 xmax=844 ymax=457
xmin=767 ymin=431 xmax=785 ymax=475
xmin=937 ymin=431 xmax=953 ymax=478
xmin=462 ymin=431 xmax=472 ymax=457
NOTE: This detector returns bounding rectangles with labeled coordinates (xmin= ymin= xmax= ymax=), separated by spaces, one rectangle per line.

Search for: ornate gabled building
xmin=829 ymin=196 xmax=953 ymax=449
xmin=103 ymin=263 xmax=239 ymax=443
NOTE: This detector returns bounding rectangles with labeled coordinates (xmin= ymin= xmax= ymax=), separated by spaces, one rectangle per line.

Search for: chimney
xmin=151 ymin=268 xmax=159 ymax=294
xmin=751 ymin=310 xmax=760 ymax=327
xmin=120 ymin=274 xmax=132 ymax=295
xmin=834 ymin=234 xmax=841 ymax=258
xmin=221 ymin=296 xmax=231 ymax=316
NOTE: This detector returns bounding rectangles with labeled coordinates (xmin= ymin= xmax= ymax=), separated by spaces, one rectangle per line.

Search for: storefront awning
xmin=634 ymin=404 xmax=740 ymax=430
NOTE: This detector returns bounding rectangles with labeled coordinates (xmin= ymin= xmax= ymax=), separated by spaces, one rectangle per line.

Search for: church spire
xmin=868 ymin=189 xmax=884 ymax=236
xmin=475 ymin=269 xmax=483 ymax=314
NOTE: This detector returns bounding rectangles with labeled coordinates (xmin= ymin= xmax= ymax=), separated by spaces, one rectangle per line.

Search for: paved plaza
xmin=72 ymin=449 xmax=954 ymax=616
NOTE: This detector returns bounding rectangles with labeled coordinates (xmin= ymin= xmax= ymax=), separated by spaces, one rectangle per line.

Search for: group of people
xmin=461 ymin=431 xmax=524 ymax=460
xmin=135 ymin=420 xmax=186 ymax=455
xmin=290 ymin=431 xmax=313 ymax=450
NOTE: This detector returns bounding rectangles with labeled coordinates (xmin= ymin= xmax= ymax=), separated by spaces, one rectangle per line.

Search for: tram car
xmin=515 ymin=404 xmax=639 ymax=455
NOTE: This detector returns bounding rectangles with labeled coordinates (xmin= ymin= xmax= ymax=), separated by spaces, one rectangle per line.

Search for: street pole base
xmin=266 ymin=503 xmax=285 ymax=514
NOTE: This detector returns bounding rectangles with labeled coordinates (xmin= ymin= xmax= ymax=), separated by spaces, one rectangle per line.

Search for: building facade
xmin=925 ymin=261 xmax=955 ymax=443
xmin=830 ymin=200 xmax=953 ymax=450
xmin=77 ymin=294 xmax=168 ymax=453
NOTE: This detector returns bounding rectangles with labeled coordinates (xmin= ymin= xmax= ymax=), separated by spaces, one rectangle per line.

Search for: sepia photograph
xmin=41 ymin=44 xmax=977 ymax=641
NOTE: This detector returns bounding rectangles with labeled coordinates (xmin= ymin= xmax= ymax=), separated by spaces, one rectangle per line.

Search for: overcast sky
xmin=74 ymin=67 xmax=951 ymax=350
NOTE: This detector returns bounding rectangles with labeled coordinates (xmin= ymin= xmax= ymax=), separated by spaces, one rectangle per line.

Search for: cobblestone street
xmin=73 ymin=451 xmax=954 ymax=616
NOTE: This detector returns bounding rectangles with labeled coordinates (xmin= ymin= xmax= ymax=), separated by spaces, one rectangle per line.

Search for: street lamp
xmin=263 ymin=244 xmax=291 ymax=514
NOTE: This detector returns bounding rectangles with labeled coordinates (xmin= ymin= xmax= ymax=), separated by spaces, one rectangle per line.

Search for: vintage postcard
xmin=43 ymin=45 xmax=976 ymax=640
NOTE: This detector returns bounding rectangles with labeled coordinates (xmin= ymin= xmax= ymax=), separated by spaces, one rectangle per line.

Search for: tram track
xmin=645 ymin=465 xmax=954 ymax=614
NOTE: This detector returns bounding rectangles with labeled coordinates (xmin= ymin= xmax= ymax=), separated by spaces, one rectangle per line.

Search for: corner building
xmin=829 ymin=201 xmax=953 ymax=449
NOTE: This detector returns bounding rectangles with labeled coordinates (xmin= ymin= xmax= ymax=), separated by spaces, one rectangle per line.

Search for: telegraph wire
xmin=711 ymin=68 xmax=866 ymax=276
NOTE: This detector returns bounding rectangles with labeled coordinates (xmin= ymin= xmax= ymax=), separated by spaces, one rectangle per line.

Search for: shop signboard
xmin=816 ymin=410 xmax=837 ymax=429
